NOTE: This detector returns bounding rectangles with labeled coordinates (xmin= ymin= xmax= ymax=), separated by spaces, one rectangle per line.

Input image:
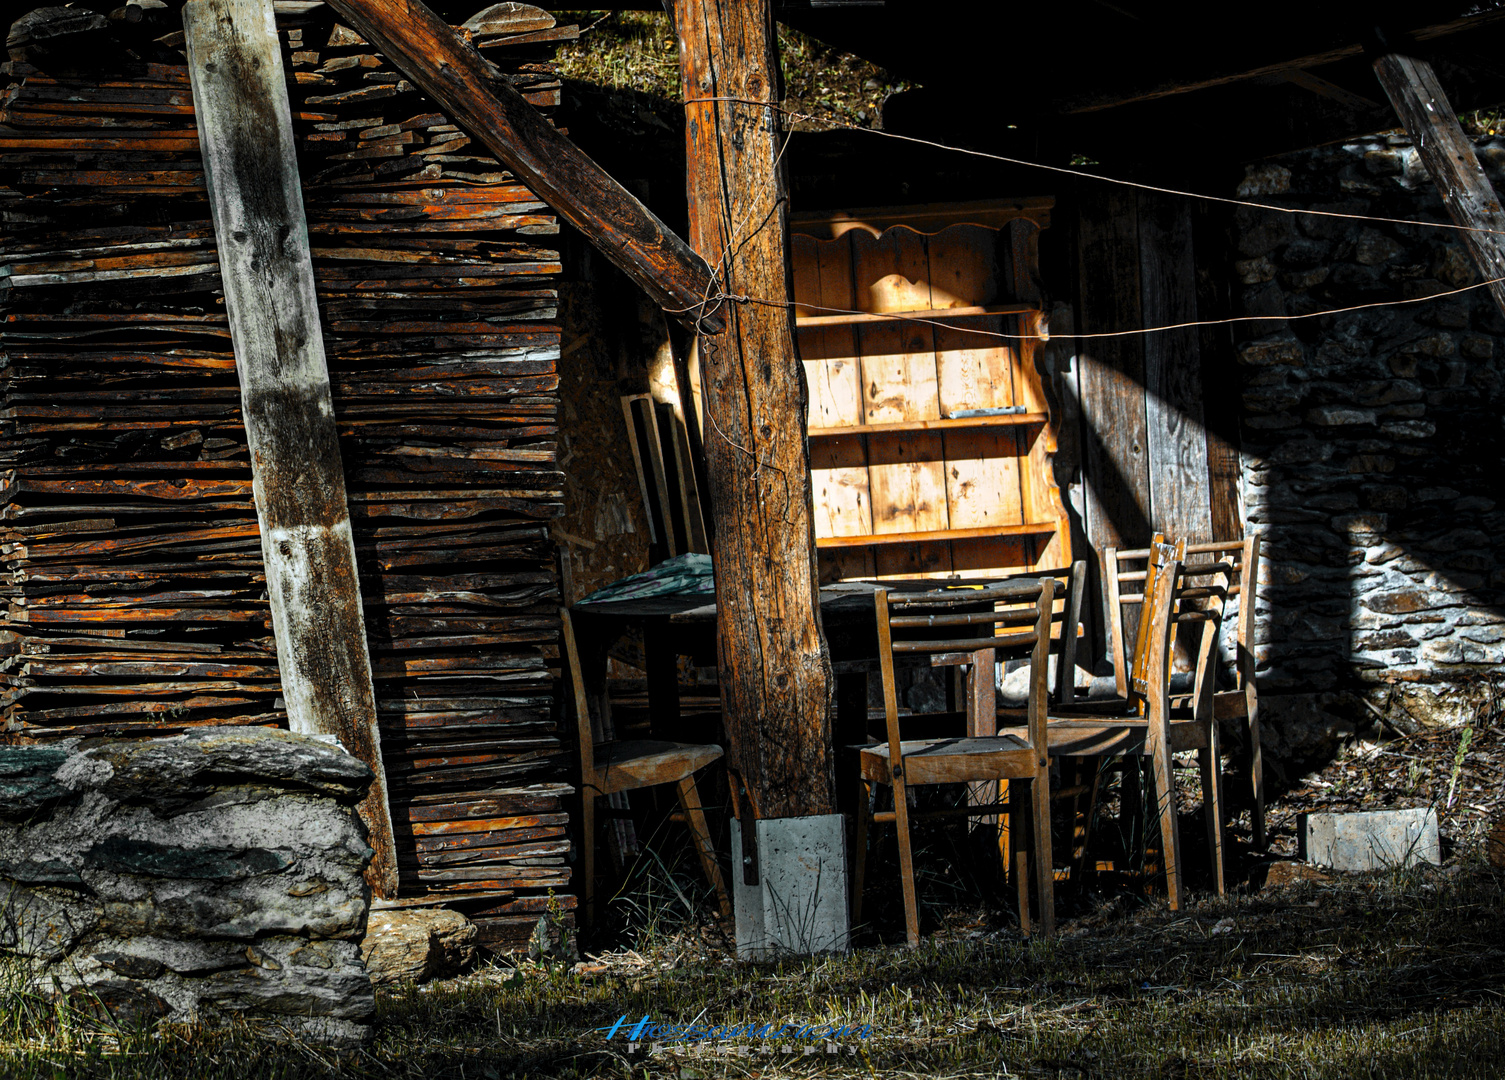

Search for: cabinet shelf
xmin=808 ymin=413 xmax=1047 ymax=438
xmin=816 ymin=522 xmax=1059 ymax=549
xmin=794 ymin=302 xmax=1038 ymax=329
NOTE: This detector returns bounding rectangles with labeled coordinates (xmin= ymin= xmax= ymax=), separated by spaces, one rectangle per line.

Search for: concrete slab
xmin=1303 ymin=807 xmax=1440 ymax=871
xmin=731 ymin=814 xmax=849 ymax=959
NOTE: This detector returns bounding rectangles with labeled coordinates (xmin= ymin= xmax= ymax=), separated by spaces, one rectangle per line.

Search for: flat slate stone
xmin=1303 ymin=807 xmax=1441 ymax=871
xmin=0 ymin=746 xmax=75 ymax=819
xmin=731 ymin=814 xmax=850 ymax=960
xmin=0 ymin=728 xmax=375 ymax=1045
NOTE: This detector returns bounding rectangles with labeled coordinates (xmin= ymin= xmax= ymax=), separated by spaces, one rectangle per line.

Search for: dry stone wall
xmin=0 ymin=727 xmax=376 ymax=1045
xmin=1232 ymin=131 xmax=1505 ymax=771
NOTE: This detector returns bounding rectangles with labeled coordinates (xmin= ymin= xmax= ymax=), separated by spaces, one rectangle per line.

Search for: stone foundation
xmin=0 ymin=726 xmax=376 ymax=1046
xmin=1232 ymin=131 xmax=1505 ymax=766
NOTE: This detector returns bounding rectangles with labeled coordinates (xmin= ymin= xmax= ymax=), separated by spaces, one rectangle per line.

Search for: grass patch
xmin=4 ymin=858 xmax=1503 ymax=1078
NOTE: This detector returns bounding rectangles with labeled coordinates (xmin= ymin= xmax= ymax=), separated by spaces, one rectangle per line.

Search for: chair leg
xmin=1199 ymin=723 xmax=1226 ymax=896
xmin=1149 ymin=740 xmax=1184 ymax=910
xmin=998 ymin=779 xmax=1013 ymax=872
xmin=1009 ymin=780 xmax=1030 ymax=934
xmin=1031 ymin=768 xmax=1055 ymax=937
xmin=1119 ymin=756 xmax=1143 ymax=872
xmin=581 ymin=788 xmax=596 ymax=928
xmin=676 ymin=775 xmax=732 ymax=921
xmin=1073 ymin=758 xmax=1104 ymax=885
xmin=1248 ymin=688 xmax=1266 ymax=850
xmin=852 ymin=778 xmax=871 ymax=926
xmin=892 ymin=779 xmax=920 ymax=948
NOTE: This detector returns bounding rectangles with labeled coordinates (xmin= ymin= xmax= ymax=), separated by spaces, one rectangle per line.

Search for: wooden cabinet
xmin=789 ymin=199 xmax=1070 ymax=582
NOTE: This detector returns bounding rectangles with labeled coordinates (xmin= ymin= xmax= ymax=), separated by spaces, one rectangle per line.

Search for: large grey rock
xmin=0 ymin=727 xmax=376 ymax=1046
xmin=360 ymin=908 xmax=477 ymax=985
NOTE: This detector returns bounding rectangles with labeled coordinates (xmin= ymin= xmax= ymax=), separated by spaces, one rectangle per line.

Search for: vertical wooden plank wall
xmin=1076 ymin=190 xmax=1153 ymax=557
xmin=1073 ymin=187 xmax=1243 ymax=649
xmin=1138 ymin=193 xmax=1214 ymax=547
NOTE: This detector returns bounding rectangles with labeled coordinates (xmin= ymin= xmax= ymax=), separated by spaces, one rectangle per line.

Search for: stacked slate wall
xmin=0 ymin=4 xmax=575 ymax=949
xmin=1231 ymin=131 xmax=1505 ymax=775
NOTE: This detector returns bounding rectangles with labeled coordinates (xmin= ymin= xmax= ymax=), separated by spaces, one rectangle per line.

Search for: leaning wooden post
xmin=182 ymin=0 xmax=397 ymax=896
xmin=1373 ymin=49 xmax=1505 ymax=318
xmin=671 ymin=0 xmax=843 ymax=957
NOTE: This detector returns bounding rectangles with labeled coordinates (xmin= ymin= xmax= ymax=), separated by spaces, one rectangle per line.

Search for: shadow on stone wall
xmin=1231 ymin=133 xmax=1505 ymax=788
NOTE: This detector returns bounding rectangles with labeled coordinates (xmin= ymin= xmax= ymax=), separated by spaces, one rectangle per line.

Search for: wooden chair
xmin=1106 ymin=533 xmax=1265 ymax=849
xmin=559 ymin=607 xmax=732 ymax=926
xmin=1031 ymin=538 xmax=1226 ymax=906
xmin=983 ymin=562 xmax=1089 ymax=893
xmin=853 ymin=576 xmax=1058 ymax=945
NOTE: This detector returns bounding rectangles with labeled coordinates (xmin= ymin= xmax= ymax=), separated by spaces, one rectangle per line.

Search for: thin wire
xmin=682 ymin=95 xmax=1505 ymax=240
xmin=674 ymin=97 xmax=1505 ymax=340
xmin=743 ymin=275 xmax=1505 ymax=340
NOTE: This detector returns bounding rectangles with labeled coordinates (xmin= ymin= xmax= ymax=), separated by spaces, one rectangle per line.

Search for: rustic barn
xmin=7 ymin=0 xmax=1505 ymax=952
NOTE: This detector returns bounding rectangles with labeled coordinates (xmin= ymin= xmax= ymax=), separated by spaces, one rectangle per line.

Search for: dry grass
xmin=553 ymin=10 xmax=907 ymax=129
xmin=4 ymin=855 xmax=1503 ymax=1078
xmin=7 ymin=705 xmax=1502 ymax=1077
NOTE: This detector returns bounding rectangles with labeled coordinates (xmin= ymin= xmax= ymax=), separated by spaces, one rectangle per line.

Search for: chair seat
xmin=996 ymin=713 xmax=1209 ymax=757
xmin=590 ymin=739 xmax=723 ymax=796
xmin=859 ymin=735 xmax=1037 ymax=785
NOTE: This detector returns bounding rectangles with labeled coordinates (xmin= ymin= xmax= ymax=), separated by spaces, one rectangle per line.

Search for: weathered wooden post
xmin=182 ymin=0 xmax=397 ymax=895
xmin=1372 ymin=46 xmax=1505 ymax=318
xmin=670 ymin=0 xmax=846 ymax=956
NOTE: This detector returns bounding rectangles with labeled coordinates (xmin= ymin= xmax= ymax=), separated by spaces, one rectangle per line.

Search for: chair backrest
xmin=874 ymin=576 xmax=1057 ymax=769
xmin=1135 ymin=538 xmax=1186 ymax=730
xmin=559 ymin=607 xmax=597 ymax=780
xmin=992 ymin=561 xmax=1087 ymax=705
xmin=1106 ymin=533 xmax=1261 ymax=710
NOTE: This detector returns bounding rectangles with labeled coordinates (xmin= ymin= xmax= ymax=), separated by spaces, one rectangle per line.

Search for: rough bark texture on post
xmin=182 ymin=0 xmax=397 ymax=897
xmin=320 ymin=0 xmax=722 ymax=332
xmin=671 ymin=0 xmax=835 ymax=824
xmin=1374 ymin=51 xmax=1505 ymax=318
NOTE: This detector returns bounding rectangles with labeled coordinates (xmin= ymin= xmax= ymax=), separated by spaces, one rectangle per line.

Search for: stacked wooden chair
xmin=1027 ymin=538 xmax=1218 ymax=906
xmin=1026 ymin=532 xmax=1264 ymax=906
xmin=559 ymin=608 xmax=732 ymax=926
xmin=1104 ymin=533 xmax=1266 ymax=850
xmin=852 ymin=576 xmax=1059 ymax=944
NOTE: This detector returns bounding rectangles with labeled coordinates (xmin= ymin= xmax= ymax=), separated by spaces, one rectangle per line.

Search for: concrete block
xmin=731 ymin=814 xmax=849 ymax=960
xmin=1303 ymin=808 xmax=1440 ymax=871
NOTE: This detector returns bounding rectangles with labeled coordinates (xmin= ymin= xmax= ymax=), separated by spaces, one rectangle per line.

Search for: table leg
xmin=834 ymin=671 xmax=868 ymax=818
xmin=644 ymin=630 xmax=682 ymax=738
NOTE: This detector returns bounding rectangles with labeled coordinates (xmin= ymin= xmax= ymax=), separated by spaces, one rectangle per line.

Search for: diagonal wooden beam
xmin=1373 ymin=51 xmax=1505 ymax=319
xmin=322 ymin=0 xmax=724 ymax=333
xmin=182 ymin=0 xmax=398 ymax=896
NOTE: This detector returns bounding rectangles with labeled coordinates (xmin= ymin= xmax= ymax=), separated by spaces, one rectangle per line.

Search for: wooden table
xmin=569 ymin=581 xmax=884 ymax=747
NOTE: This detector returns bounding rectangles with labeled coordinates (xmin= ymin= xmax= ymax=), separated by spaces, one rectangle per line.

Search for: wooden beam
xmin=671 ymin=0 xmax=835 ymax=833
xmin=1373 ymin=51 xmax=1505 ymax=319
xmin=319 ymin=0 xmax=723 ymax=333
xmin=182 ymin=0 xmax=398 ymax=896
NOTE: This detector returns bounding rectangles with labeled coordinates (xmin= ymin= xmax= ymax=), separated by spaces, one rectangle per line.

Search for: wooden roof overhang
xmin=573 ymin=1 xmax=1505 ymax=172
